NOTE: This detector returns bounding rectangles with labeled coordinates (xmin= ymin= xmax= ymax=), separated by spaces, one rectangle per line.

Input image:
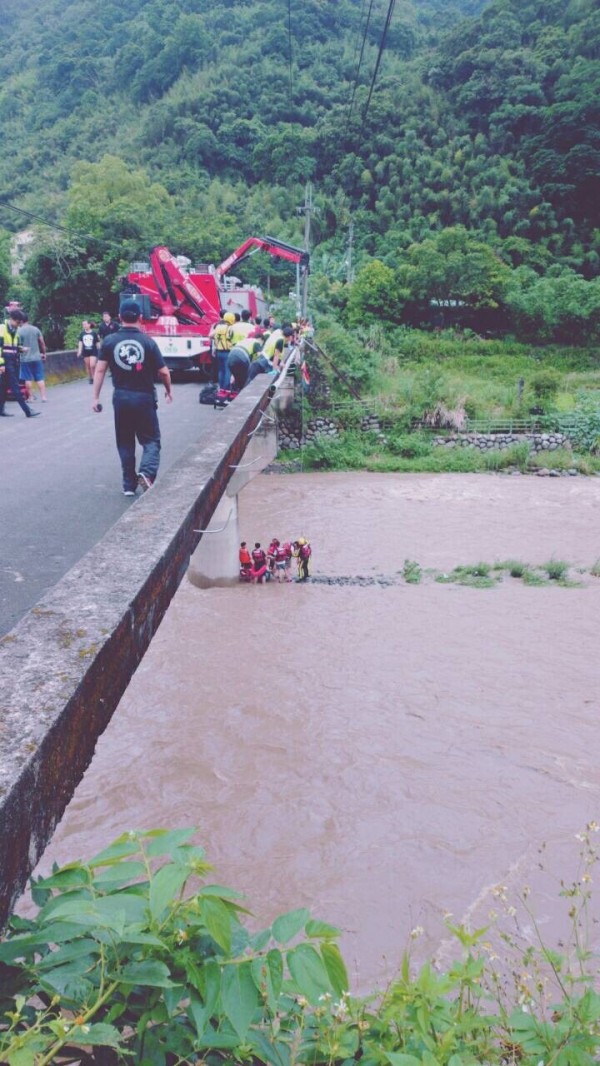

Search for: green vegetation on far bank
xmin=285 ymin=321 xmax=600 ymax=474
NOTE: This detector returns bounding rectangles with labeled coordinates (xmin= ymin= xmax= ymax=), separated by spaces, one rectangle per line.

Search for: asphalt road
xmin=0 ymin=376 xmax=216 ymax=637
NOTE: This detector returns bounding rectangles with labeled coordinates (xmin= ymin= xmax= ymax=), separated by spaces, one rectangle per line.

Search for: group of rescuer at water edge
xmin=239 ymin=537 xmax=312 ymax=584
xmin=1 ymin=297 xmax=313 ymax=578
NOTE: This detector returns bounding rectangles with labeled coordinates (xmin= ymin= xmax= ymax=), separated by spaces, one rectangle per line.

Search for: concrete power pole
xmin=301 ymin=182 xmax=312 ymax=320
xmin=346 ymin=220 xmax=354 ymax=284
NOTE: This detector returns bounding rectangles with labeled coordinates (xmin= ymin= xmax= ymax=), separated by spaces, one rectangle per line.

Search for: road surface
xmin=0 ymin=377 xmax=216 ymax=636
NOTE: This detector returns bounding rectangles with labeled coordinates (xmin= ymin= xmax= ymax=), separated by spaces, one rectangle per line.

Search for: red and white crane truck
xmin=121 ymin=236 xmax=309 ymax=376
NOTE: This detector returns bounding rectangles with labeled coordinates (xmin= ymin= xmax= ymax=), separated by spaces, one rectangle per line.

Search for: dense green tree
xmin=345 ymin=260 xmax=406 ymax=326
xmin=396 ymin=226 xmax=512 ymax=309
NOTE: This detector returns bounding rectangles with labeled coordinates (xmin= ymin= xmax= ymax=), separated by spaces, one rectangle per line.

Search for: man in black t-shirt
xmin=92 ymin=300 xmax=173 ymax=496
xmin=98 ymin=310 xmax=120 ymax=341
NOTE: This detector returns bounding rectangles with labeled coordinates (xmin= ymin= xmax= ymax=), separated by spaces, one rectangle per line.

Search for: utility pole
xmin=298 ymin=182 xmax=312 ymax=320
xmin=346 ymin=221 xmax=354 ymax=284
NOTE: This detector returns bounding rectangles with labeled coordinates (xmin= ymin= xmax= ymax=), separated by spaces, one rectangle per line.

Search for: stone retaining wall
xmin=431 ymin=432 xmax=570 ymax=452
xmin=278 ymin=414 xmax=571 ymax=455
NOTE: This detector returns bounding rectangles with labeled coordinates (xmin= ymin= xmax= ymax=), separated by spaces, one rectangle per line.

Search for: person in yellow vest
xmin=0 ymin=308 xmax=40 ymax=418
xmin=210 ymin=311 xmax=236 ymax=390
xmin=226 ymin=308 xmax=254 ymax=347
xmin=228 ymin=335 xmax=262 ymax=391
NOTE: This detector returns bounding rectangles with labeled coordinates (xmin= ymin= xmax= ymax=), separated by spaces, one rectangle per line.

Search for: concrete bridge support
xmin=188 ymin=392 xmax=279 ymax=587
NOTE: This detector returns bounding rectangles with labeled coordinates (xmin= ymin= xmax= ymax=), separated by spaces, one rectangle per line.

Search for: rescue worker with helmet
xmin=0 ymin=308 xmax=40 ymax=418
xmin=210 ymin=311 xmax=236 ymax=391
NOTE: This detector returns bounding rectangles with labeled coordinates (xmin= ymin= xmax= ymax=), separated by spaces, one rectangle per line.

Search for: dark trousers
xmin=113 ymin=389 xmax=161 ymax=491
xmin=228 ymin=348 xmax=250 ymax=391
xmin=0 ymin=353 xmax=32 ymax=415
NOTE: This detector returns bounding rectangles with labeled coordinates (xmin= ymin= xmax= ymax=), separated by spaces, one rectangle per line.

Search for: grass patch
xmin=591 ymin=559 xmax=600 ymax=578
xmin=436 ymin=562 xmax=499 ymax=588
xmin=496 ymin=559 xmax=529 ymax=577
xmin=402 ymin=559 xmax=422 ymax=584
xmin=543 ymin=558 xmax=570 ymax=581
xmin=482 ymin=442 xmax=531 ymax=472
xmin=521 ymin=568 xmax=550 ymax=586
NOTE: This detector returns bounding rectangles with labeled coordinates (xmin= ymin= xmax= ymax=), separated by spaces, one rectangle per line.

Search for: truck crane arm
xmin=215 ymin=236 xmax=309 ymax=281
xmin=149 ymin=246 xmax=220 ymax=322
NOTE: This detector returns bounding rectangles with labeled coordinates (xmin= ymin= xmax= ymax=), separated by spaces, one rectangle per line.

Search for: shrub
xmin=402 ymin=559 xmax=422 ymax=583
xmin=0 ymin=830 xmax=349 ymax=1065
xmin=387 ymin=432 xmax=432 ymax=459
xmin=544 ymin=558 xmax=570 ymax=581
xmin=530 ymin=369 xmax=561 ymax=403
xmin=505 ymin=559 xmax=528 ymax=577
xmin=2 ymin=828 xmax=600 ymax=1066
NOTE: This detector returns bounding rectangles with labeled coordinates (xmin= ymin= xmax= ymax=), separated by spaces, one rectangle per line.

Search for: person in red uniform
xmin=250 ymin=542 xmax=268 ymax=583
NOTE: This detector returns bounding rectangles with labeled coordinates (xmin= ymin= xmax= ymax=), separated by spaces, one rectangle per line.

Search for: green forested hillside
xmin=0 ymin=0 xmax=598 ymax=339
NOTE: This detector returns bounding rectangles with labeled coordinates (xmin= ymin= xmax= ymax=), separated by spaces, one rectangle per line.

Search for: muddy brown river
xmin=35 ymin=473 xmax=600 ymax=990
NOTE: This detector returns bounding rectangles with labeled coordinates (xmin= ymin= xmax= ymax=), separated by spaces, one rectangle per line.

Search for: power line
xmin=0 ymin=200 xmax=136 ymax=256
xmin=347 ymin=0 xmax=377 ymax=125
xmin=287 ymin=0 xmax=294 ymax=105
xmin=359 ymin=0 xmax=397 ymax=137
xmin=1 ymin=201 xmax=109 ymax=249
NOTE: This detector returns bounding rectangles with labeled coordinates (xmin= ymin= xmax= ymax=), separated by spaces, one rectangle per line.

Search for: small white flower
xmin=410 ymin=925 xmax=424 ymax=939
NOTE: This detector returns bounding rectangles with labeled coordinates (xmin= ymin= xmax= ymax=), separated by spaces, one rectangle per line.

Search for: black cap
xmin=120 ymin=300 xmax=141 ymax=321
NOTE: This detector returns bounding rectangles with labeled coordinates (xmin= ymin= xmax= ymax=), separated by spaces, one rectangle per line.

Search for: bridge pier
xmin=188 ymin=403 xmax=278 ymax=586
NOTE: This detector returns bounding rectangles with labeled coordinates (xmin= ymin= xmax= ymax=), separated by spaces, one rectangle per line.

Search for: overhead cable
xmin=348 ymin=0 xmax=377 ymax=124
xmin=359 ymin=0 xmax=397 ymax=136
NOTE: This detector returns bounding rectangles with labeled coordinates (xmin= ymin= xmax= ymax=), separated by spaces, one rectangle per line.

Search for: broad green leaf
xmin=271 ymin=908 xmax=310 ymax=945
xmin=187 ymin=990 xmax=208 ymax=1039
xmin=36 ymin=939 xmax=100 ymax=970
xmin=38 ymin=890 xmax=93 ymax=923
xmin=87 ymin=834 xmax=142 ymax=867
xmin=250 ymin=1029 xmax=291 ymax=1066
xmin=34 ymin=865 xmax=90 ymax=891
xmin=221 ymin=960 xmax=259 ymax=1040
xmin=94 ymin=861 xmax=147 ymax=886
xmin=200 ymin=895 xmax=232 ymax=953
xmin=305 ymin=919 xmax=341 ymax=939
xmin=251 ymin=927 xmax=272 ymax=952
xmin=95 ymin=890 xmax=147 ymax=927
xmin=201 ymin=958 xmax=221 ymax=1015
xmin=287 ymin=943 xmax=332 ymax=1004
xmin=268 ymin=948 xmax=284 ymax=999
xmin=39 ymin=965 xmax=95 ymax=1002
xmin=321 ymin=941 xmax=349 ymax=997
xmin=118 ymin=959 xmax=175 ymax=988
xmin=145 ymin=828 xmax=196 ymax=858
xmin=149 ymin=862 xmax=189 ymax=921
xmin=5 ymin=1035 xmax=53 ymax=1065
xmin=120 ymin=931 xmax=166 ymax=948
xmin=69 ymin=1022 xmax=122 ymax=1048
xmin=199 ymin=1030 xmax=242 ymax=1049
xmin=164 ymin=982 xmax=185 ymax=1017
xmin=199 ymin=883 xmax=244 ymax=901
xmin=386 ymin=1055 xmax=422 ymax=1066
xmin=251 ymin=948 xmax=283 ymax=1012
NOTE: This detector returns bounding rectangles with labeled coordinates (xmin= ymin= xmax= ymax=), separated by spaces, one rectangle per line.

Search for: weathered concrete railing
xmin=0 ymin=375 xmax=281 ymax=927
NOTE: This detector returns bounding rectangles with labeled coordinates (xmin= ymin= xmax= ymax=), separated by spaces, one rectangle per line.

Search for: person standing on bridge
xmin=92 ymin=300 xmax=173 ymax=496
xmin=0 ymin=308 xmax=41 ymax=418
xmin=18 ymin=313 xmax=48 ymax=402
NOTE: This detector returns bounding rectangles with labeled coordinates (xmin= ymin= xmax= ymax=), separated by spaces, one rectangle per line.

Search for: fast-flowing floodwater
xmin=35 ymin=473 xmax=600 ymax=990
